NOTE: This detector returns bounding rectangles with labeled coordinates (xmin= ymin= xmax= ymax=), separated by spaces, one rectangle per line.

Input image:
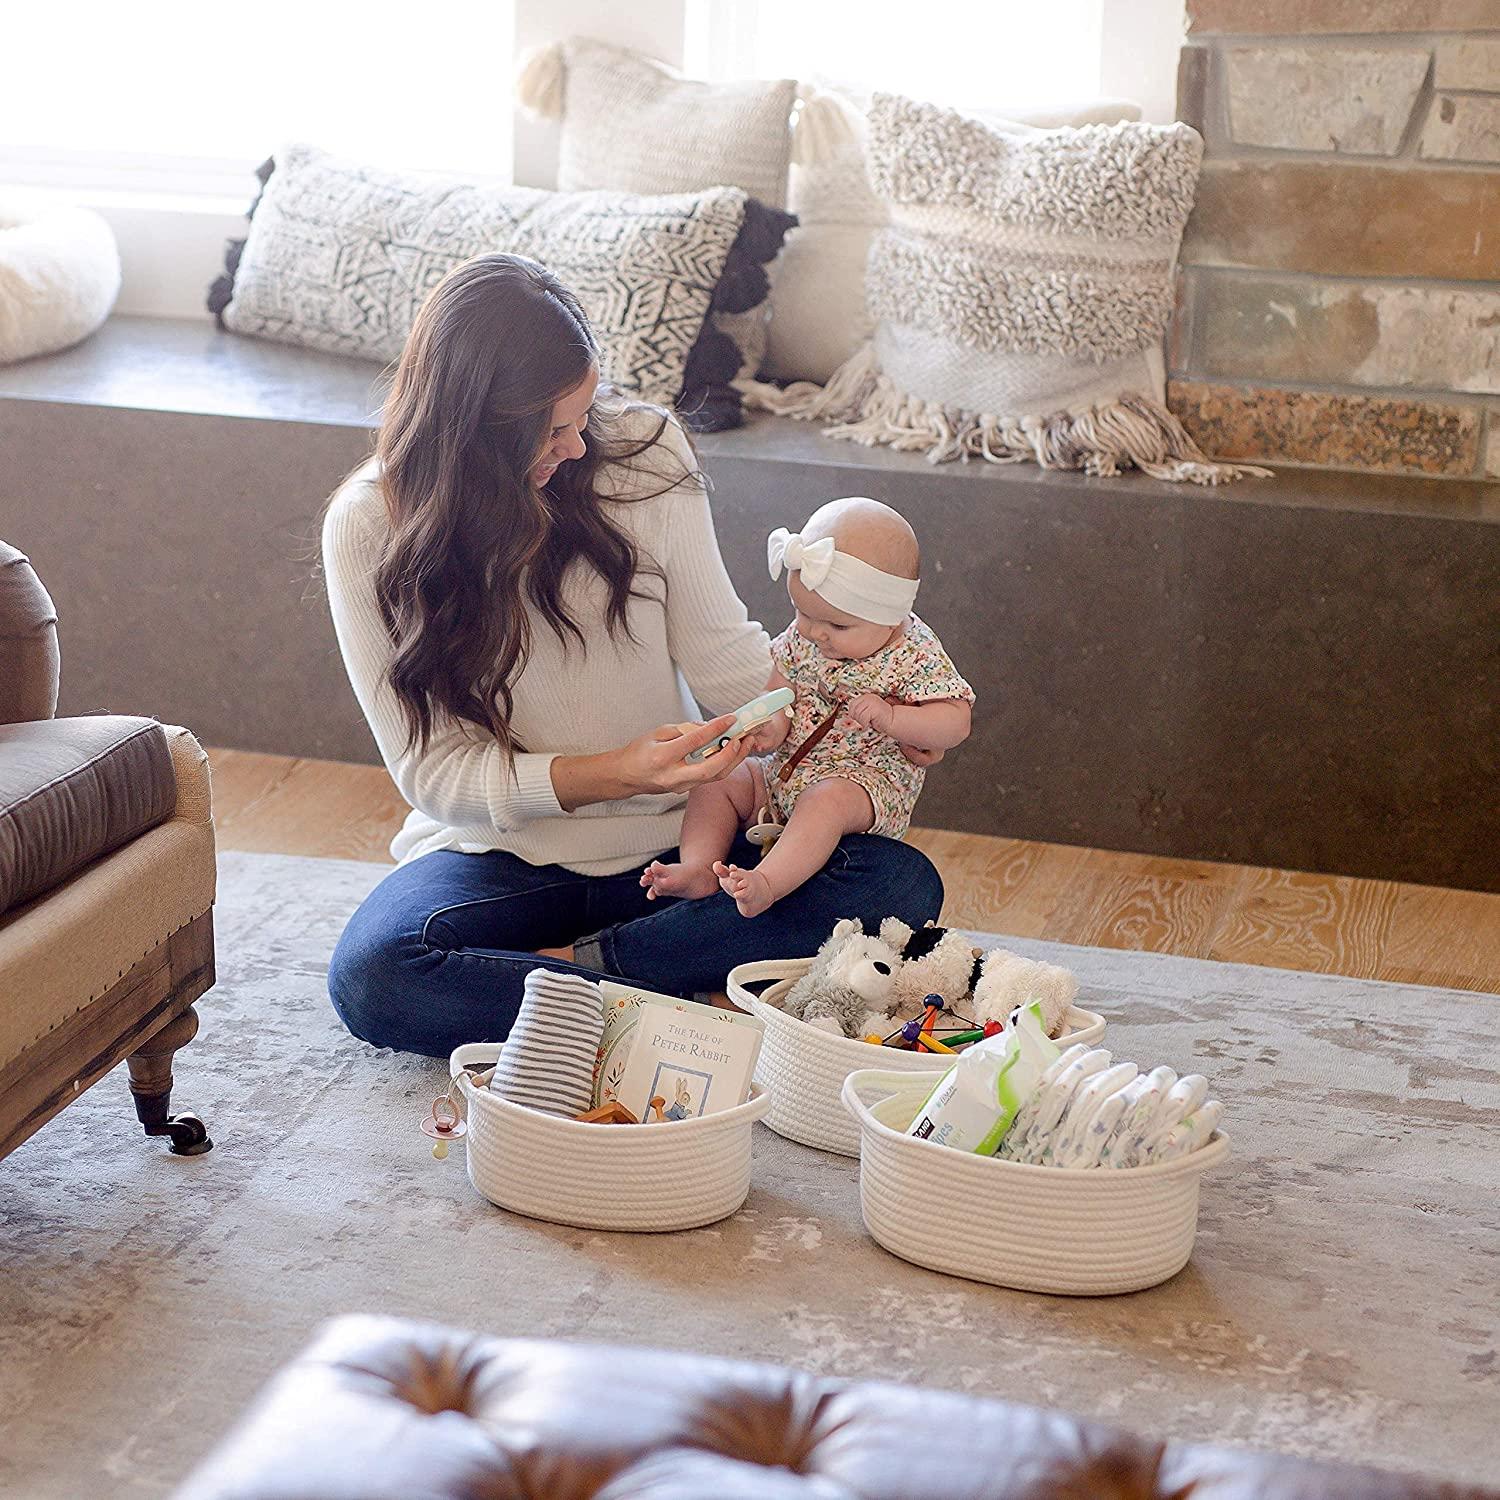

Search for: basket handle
xmin=449 ymin=1043 xmax=502 ymax=1100
xmin=726 ymin=957 xmax=810 ymax=1005
xmin=840 ymin=1066 xmax=945 ymax=1126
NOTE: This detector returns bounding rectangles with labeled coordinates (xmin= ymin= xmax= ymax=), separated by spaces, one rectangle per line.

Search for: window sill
xmin=5 ymin=314 xmax=1498 ymax=525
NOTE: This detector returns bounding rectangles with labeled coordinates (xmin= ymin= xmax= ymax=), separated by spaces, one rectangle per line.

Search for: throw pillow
xmin=207 ymin=144 xmax=749 ymax=425
xmin=746 ymin=94 xmax=1269 ymax=484
xmin=763 ymin=86 xmax=1146 ymax=385
xmin=515 ymin=38 xmax=797 ymax=389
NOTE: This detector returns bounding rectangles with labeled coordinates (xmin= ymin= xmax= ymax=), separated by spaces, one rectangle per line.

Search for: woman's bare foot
xmin=712 ymin=861 xmax=775 ymax=918
xmin=640 ymin=859 xmax=719 ymax=901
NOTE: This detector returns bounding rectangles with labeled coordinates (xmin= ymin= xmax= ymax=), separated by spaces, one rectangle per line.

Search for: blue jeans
xmin=327 ymin=833 xmax=943 ymax=1058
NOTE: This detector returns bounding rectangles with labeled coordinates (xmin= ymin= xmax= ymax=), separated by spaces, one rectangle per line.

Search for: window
xmin=684 ymin=0 xmax=1108 ymax=113
xmin=0 ymin=1 xmax=516 ymax=198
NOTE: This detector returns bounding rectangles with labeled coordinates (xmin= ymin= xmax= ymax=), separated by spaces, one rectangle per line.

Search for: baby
xmin=643 ymin=497 xmax=974 ymax=917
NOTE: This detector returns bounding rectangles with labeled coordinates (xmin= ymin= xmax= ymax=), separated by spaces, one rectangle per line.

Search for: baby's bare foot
xmin=640 ymin=859 xmax=719 ymax=901
xmin=712 ymin=860 xmax=776 ymax=918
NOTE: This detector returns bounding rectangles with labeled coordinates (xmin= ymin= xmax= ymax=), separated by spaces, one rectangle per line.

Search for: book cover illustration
xmin=612 ymin=999 xmax=764 ymax=1123
xmin=592 ymin=981 xmax=681 ymax=1107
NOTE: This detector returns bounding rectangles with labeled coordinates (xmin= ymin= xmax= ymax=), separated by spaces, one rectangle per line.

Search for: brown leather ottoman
xmin=173 ymin=1315 xmax=1493 ymax=1499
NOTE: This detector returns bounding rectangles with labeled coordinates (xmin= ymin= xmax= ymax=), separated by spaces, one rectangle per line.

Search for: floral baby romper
xmin=763 ymin=614 xmax=975 ymax=839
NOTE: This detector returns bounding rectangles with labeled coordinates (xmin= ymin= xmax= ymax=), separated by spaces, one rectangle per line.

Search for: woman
xmin=323 ymin=253 xmax=943 ymax=1058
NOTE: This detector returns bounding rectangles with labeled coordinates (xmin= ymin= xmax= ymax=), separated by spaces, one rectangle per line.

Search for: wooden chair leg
xmin=127 ymin=1005 xmax=212 ymax=1155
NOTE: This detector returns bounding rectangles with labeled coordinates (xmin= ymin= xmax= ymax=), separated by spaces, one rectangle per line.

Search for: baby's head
xmin=769 ymin=498 xmax=919 ymax=661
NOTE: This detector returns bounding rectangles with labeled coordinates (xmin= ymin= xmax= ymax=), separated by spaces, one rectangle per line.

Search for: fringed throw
xmin=741 ymin=343 xmax=1271 ymax=485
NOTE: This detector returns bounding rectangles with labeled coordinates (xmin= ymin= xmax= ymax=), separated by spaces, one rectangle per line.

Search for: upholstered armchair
xmin=0 ymin=539 xmax=216 ymax=1158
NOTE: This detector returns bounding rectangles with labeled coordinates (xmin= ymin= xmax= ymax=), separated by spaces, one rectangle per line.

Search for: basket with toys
xmin=726 ymin=918 xmax=1104 ymax=1157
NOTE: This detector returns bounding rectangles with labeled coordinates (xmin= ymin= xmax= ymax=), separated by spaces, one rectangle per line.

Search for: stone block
xmin=1168 ymin=381 xmax=1482 ymax=476
xmin=1224 ymin=46 xmax=1429 ymax=155
xmin=1421 ymin=93 xmax=1500 ymax=162
xmin=1434 ymin=37 xmax=1500 ymax=91
xmin=1194 ymin=274 xmax=1500 ymax=395
xmin=1177 ymin=45 xmax=1210 ymax=135
xmin=1183 ymin=162 xmax=1500 ymax=281
xmin=1189 ymin=1 xmax=1500 ymax=32
xmin=1485 ymin=420 xmax=1500 ymax=478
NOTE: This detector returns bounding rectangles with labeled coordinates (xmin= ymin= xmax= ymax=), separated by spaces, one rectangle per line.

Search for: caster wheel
xmin=164 ymin=1112 xmax=213 ymax=1156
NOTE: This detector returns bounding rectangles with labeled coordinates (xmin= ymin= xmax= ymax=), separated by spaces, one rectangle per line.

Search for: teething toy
xmin=685 ymin=687 xmax=794 ymax=763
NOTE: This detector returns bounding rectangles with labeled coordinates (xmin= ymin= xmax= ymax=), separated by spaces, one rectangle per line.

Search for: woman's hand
xmin=551 ymin=716 xmax=755 ymax=812
xmin=625 ymin=715 xmax=755 ymax=794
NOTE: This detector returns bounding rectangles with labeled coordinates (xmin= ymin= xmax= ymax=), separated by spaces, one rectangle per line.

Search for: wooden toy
xmin=574 ymin=1101 xmax=640 ymax=1125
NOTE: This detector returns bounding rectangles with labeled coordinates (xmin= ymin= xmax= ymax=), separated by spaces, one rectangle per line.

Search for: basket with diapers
xmin=841 ymin=1005 xmax=1230 ymax=1294
xmin=726 ymin=918 xmax=1105 ymax=1157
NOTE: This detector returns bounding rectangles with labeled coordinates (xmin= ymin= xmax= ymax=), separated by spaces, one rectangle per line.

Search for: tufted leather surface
xmin=0 ymin=715 xmax=175 ymax=918
xmin=0 ymin=540 xmax=60 ymax=725
xmin=173 ymin=1316 xmax=1495 ymax=1500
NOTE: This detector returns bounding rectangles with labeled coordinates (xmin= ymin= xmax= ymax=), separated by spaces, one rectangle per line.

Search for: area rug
xmin=2 ymin=852 xmax=1497 ymax=1498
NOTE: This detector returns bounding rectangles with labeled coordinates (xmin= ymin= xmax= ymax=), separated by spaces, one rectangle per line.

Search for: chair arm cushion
xmin=0 ymin=715 xmax=174 ymax=917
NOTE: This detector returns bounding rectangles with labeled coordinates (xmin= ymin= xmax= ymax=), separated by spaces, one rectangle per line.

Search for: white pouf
xmin=0 ymin=195 xmax=120 ymax=364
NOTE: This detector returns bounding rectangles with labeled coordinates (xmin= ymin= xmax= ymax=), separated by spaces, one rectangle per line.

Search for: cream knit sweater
xmin=321 ymin=412 xmax=771 ymax=874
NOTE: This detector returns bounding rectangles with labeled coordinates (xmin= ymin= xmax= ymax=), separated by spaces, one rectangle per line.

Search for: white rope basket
xmin=727 ymin=958 xmax=1106 ymax=1158
xmin=450 ymin=1043 xmax=770 ymax=1232
xmin=842 ymin=1069 xmax=1230 ymax=1295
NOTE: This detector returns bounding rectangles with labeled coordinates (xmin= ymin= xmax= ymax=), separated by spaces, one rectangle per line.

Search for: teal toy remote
xmin=686 ymin=687 xmax=794 ymax=763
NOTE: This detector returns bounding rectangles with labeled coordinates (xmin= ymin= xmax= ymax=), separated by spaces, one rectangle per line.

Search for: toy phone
xmin=685 ymin=687 xmax=795 ymax=763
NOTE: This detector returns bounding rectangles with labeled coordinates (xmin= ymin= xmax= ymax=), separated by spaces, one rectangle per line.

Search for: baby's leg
xmin=715 ymin=777 xmax=874 ymax=919
xmin=642 ymin=761 xmax=759 ymax=900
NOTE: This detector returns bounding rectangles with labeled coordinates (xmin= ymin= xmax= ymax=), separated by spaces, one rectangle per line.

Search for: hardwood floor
xmin=205 ymin=747 xmax=1500 ymax=994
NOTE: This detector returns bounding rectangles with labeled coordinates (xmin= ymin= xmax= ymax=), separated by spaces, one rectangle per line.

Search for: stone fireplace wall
xmin=1168 ymin=0 xmax=1500 ymax=480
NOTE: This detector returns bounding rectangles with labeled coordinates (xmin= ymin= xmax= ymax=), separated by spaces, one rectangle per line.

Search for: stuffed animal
xmin=781 ymin=919 xmax=902 ymax=1038
xmin=878 ymin=918 xmax=984 ymax=1017
xmin=970 ymin=948 xmax=1078 ymax=1039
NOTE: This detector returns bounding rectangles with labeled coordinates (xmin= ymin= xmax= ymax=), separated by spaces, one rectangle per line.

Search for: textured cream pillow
xmin=747 ymin=94 xmax=1267 ymax=484
xmin=516 ymin=39 xmax=796 ymax=390
xmin=762 ymin=88 xmax=1146 ymax=385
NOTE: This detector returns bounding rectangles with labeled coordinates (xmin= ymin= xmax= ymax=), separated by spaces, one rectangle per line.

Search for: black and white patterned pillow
xmin=208 ymin=144 xmax=755 ymax=424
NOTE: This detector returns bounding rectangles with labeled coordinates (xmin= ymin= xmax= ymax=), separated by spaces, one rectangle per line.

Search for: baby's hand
xmin=743 ymin=712 xmax=790 ymax=754
xmin=846 ymin=692 xmax=897 ymax=735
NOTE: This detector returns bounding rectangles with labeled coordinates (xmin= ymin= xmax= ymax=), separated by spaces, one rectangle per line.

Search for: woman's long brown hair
xmin=369 ymin=252 xmax=690 ymax=759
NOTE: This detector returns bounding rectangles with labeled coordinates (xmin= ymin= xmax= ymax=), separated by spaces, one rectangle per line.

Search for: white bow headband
xmin=767 ymin=525 xmax=919 ymax=627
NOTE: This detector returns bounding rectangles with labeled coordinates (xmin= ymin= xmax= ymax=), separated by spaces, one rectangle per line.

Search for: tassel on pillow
xmin=515 ymin=42 xmax=567 ymax=119
xmin=790 ymin=88 xmax=862 ymax=167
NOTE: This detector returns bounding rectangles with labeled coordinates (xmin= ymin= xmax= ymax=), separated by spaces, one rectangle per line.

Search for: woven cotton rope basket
xmin=727 ymin=959 xmax=1106 ymax=1158
xmin=842 ymin=1069 xmax=1229 ymax=1294
xmin=450 ymin=1044 xmax=770 ymax=1232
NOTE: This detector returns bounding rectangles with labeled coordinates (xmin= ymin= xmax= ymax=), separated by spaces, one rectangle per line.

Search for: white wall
xmin=1101 ymin=0 xmax=1189 ymax=124
xmin=51 ymin=0 xmax=1187 ymax=318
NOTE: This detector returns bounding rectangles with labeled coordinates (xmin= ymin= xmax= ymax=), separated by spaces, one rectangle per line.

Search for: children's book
xmin=607 ymin=995 xmax=763 ymax=1122
xmin=593 ymin=982 xmax=679 ymax=1107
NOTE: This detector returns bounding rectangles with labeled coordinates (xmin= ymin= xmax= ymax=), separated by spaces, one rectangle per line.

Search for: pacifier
xmin=419 ymin=1090 xmax=467 ymax=1160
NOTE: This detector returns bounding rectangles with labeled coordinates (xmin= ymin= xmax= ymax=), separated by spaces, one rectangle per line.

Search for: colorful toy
xmin=685 ymin=687 xmax=794 ymax=763
xmin=916 ymin=1032 xmax=956 ymax=1054
xmin=780 ymin=917 xmax=902 ymax=1038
